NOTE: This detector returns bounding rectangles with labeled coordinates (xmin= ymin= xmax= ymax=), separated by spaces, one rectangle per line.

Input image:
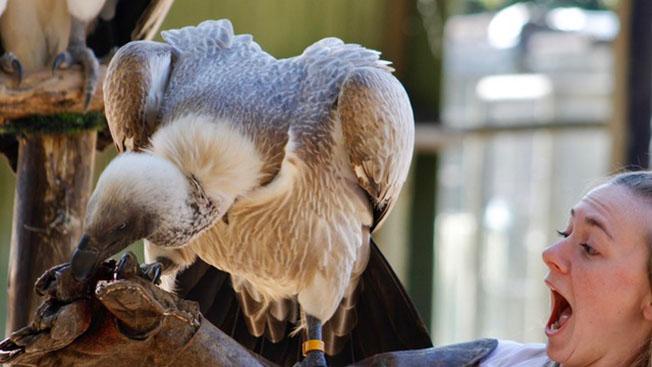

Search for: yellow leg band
xmin=302 ymin=339 xmax=325 ymax=356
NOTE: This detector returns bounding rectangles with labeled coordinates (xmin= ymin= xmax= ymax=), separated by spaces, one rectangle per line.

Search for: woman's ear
xmin=643 ymin=292 xmax=652 ymax=321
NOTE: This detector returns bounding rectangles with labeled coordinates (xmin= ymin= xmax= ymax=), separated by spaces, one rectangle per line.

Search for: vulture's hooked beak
xmin=71 ymin=234 xmax=101 ymax=282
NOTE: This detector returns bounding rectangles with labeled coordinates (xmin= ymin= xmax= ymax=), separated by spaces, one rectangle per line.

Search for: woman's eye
xmin=556 ymin=230 xmax=569 ymax=238
xmin=580 ymin=243 xmax=599 ymax=256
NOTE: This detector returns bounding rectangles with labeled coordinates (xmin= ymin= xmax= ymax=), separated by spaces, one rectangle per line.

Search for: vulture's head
xmin=71 ymin=152 xmax=192 ymax=282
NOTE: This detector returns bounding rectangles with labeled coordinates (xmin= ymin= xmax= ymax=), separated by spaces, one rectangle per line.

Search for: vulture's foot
xmin=115 ymin=252 xmax=140 ymax=279
xmin=139 ymin=262 xmax=162 ymax=285
xmin=52 ymin=44 xmax=99 ymax=109
xmin=115 ymin=252 xmax=162 ymax=285
xmin=295 ymin=351 xmax=327 ymax=367
xmin=0 ymin=52 xmax=22 ymax=85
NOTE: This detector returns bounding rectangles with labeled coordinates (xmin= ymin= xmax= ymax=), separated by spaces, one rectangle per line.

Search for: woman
xmin=481 ymin=171 xmax=652 ymax=366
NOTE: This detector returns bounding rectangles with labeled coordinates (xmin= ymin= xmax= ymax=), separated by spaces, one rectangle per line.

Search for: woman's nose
xmin=542 ymin=242 xmax=569 ymax=274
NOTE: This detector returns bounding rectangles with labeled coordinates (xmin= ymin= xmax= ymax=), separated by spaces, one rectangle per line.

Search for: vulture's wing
xmin=90 ymin=0 xmax=176 ymax=153
xmin=337 ymin=66 xmax=414 ymax=232
xmin=103 ymin=40 xmax=174 ymax=152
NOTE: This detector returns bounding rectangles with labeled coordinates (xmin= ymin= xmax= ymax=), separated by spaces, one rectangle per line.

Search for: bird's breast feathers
xmin=165 ymin=117 xmax=372 ymax=302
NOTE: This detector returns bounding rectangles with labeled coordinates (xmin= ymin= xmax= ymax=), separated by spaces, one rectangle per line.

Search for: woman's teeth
xmin=550 ymin=307 xmax=572 ymax=331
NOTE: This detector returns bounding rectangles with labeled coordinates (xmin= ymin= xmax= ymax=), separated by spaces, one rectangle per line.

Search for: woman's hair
xmin=607 ymin=171 xmax=652 ymax=367
xmin=609 ymin=172 xmax=652 ymax=285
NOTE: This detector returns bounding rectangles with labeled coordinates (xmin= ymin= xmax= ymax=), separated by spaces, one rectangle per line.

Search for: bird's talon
xmin=34 ymin=263 xmax=67 ymax=296
xmin=0 ymin=338 xmax=24 ymax=361
xmin=0 ymin=345 xmax=25 ymax=363
xmin=139 ymin=262 xmax=162 ymax=285
xmin=0 ymin=52 xmax=23 ymax=85
xmin=115 ymin=252 xmax=139 ymax=279
xmin=11 ymin=59 xmax=22 ymax=85
xmin=52 ymin=46 xmax=99 ymax=108
xmin=52 ymin=51 xmax=73 ymax=72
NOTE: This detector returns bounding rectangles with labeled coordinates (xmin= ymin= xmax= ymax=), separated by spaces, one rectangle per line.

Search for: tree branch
xmin=0 ymin=66 xmax=106 ymax=122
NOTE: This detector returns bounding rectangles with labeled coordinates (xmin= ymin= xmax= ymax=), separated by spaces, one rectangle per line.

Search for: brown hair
xmin=607 ymin=171 xmax=652 ymax=367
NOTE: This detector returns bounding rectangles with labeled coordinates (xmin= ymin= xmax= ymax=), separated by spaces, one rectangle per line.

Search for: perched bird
xmin=0 ymin=0 xmax=174 ymax=171
xmin=0 ymin=0 xmax=173 ymax=105
xmin=71 ymin=19 xmax=431 ymax=366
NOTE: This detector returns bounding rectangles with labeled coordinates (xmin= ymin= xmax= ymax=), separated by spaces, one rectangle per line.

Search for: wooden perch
xmin=0 ymin=66 xmax=106 ymax=122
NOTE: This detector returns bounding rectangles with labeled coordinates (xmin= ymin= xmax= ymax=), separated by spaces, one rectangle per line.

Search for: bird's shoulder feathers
xmin=161 ymin=19 xmax=264 ymax=58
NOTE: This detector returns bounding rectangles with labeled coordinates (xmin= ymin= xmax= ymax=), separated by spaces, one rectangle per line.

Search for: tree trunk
xmin=5 ymin=131 xmax=96 ymax=334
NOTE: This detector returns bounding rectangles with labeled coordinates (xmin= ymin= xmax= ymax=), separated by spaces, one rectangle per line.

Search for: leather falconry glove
xmin=0 ymin=255 xmax=273 ymax=367
xmin=0 ymin=255 xmax=489 ymax=367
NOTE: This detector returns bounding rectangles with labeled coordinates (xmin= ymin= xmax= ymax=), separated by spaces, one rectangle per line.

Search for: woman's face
xmin=543 ymin=183 xmax=652 ymax=366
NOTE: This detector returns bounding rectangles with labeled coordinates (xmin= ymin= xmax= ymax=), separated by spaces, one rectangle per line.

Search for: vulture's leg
xmin=300 ymin=314 xmax=328 ymax=367
xmin=52 ymin=17 xmax=99 ymax=108
xmin=0 ymin=51 xmax=22 ymax=84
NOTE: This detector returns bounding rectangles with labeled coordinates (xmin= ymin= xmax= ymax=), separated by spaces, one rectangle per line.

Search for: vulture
xmin=71 ymin=19 xmax=432 ymax=366
xmin=0 ymin=0 xmax=174 ymax=170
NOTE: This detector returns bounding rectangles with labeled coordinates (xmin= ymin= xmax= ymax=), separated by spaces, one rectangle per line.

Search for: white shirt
xmin=481 ymin=339 xmax=551 ymax=367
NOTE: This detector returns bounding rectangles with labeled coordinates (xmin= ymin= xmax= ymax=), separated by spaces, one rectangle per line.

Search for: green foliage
xmin=161 ymin=0 xmax=387 ymax=58
xmin=0 ymin=113 xmax=107 ymax=135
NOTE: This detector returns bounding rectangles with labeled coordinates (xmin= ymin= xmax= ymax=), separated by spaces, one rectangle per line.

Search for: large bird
xmin=71 ymin=19 xmax=431 ymax=366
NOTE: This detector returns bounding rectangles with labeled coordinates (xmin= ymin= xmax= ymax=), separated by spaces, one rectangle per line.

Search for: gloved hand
xmin=0 ymin=253 xmax=270 ymax=367
xmin=0 ymin=254 xmax=452 ymax=367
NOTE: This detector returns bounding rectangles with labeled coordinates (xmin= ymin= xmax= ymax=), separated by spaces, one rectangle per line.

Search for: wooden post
xmin=0 ymin=69 xmax=104 ymax=334
xmin=6 ymin=131 xmax=96 ymax=333
xmin=0 ymin=69 xmax=105 ymax=334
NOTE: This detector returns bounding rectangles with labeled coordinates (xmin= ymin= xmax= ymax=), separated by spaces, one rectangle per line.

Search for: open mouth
xmin=546 ymin=290 xmax=573 ymax=336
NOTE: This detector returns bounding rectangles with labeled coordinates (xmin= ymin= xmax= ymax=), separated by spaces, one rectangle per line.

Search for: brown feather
xmin=264 ymin=317 xmax=288 ymax=344
xmin=238 ymin=288 xmax=267 ymax=337
xmin=104 ymin=40 xmax=174 ymax=152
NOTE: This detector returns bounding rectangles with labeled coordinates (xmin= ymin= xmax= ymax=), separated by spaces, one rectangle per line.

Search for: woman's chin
xmin=545 ymin=319 xmax=574 ymax=364
xmin=546 ymin=343 xmax=568 ymax=365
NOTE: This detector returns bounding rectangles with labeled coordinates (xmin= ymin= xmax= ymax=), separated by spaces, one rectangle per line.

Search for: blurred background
xmin=0 ymin=0 xmax=646 ymax=347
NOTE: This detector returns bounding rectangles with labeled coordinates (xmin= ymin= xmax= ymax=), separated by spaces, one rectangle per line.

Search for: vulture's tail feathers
xmin=177 ymin=238 xmax=432 ymax=366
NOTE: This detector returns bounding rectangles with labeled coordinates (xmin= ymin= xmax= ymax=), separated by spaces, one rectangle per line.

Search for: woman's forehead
xmin=577 ymin=183 xmax=651 ymax=237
